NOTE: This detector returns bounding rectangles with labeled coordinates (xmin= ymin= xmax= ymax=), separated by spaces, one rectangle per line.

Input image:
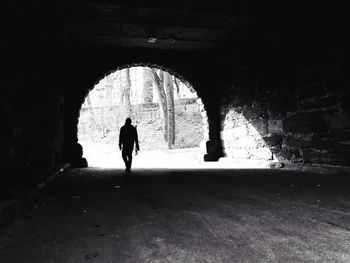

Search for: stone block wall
xmin=222 ymin=108 xmax=273 ymax=161
xmin=221 ymin=53 xmax=350 ymax=172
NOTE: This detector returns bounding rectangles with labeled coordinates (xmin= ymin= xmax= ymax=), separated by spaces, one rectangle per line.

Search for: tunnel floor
xmin=1 ymin=168 xmax=350 ymax=263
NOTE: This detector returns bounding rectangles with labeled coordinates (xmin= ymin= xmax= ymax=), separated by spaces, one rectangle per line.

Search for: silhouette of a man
xmin=119 ymin=118 xmax=139 ymax=172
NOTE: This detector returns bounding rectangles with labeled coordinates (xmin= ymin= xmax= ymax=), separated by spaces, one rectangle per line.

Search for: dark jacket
xmin=119 ymin=124 xmax=139 ymax=151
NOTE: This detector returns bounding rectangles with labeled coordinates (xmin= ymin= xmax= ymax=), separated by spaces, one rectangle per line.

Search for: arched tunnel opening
xmin=77 ymin=65 xmax=209 ymax=168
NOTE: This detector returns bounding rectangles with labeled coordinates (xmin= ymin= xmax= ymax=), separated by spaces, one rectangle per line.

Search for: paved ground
xmin=80 ymin=142 xmax=271 ymax=169
xmin=1 ymin=168 xmax=350 ymax=263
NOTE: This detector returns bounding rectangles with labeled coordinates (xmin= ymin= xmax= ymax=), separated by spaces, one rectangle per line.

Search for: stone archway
xmin=62 ymin=46 xmax=227 ymax=167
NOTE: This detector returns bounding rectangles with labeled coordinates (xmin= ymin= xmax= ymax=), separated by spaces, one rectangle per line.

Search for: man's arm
xmin=119 ymin=127 xmax=123 ymax=150
xmin=135 ymin=126 xmax=140 ymax=151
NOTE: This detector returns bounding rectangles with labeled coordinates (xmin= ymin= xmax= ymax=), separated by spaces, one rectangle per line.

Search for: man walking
xmin=119 ymin=118 xmax=139 ymax=173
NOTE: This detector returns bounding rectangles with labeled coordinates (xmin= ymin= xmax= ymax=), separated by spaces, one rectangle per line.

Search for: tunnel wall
xmin=222 ymin=106 xmax=273 ymax=162
xmin=1 ymin=1 xmax=65 ymax=183
xmin=221 ymin=49 xmax=350 ymax=173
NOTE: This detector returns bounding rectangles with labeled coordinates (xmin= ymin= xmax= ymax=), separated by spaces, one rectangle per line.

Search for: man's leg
xmin=122 ymin=150 xmax=128 ymax=170
xmin=127 ymin=152 xmax=133 ymax=171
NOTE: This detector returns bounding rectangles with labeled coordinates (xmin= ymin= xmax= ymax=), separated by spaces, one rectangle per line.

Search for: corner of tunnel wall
xmin=197 ymin=92 xmax=225 ymax=161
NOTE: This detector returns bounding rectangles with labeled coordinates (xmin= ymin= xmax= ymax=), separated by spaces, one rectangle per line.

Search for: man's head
xmin=125 ymin=118 xmax=132 ymax=125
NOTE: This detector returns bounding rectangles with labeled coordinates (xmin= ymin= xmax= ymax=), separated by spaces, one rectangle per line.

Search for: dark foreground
xmin=1 ymin=168 xmax=350 ymax=263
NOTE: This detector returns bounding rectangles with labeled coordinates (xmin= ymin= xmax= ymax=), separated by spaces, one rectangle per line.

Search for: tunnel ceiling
xmin=63 ymin=0 xmax=255 ymax=51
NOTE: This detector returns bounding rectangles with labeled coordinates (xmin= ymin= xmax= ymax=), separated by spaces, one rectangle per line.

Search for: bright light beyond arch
xmin=78 ymin=66 xmax=209 ymax=168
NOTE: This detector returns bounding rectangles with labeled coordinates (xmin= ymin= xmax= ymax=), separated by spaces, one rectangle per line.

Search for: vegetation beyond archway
xmin=78 ymin=66 xmax=208 ymax=168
